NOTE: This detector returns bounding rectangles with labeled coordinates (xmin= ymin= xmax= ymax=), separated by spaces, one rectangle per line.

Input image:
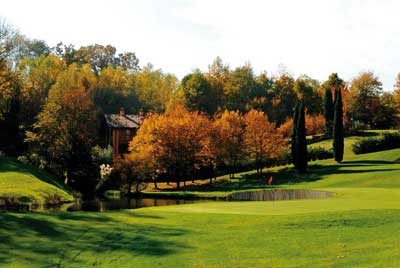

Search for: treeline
xmin=109 ymin=106 xmax=286 ymax=192
xmin=1 ymin=19 xmax=400 ymax=195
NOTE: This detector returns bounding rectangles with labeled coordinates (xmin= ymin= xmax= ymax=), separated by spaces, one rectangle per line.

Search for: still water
xmin=29 ymin=189 xmax=334 ymax=212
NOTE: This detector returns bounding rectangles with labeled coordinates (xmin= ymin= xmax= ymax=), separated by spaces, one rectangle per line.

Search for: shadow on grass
xmin=0 ymin=211 xmax=189 ymax=267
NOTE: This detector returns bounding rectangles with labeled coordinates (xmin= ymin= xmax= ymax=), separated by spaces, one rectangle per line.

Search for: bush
xmin=17 ymin=155 xmax=29 ymax=165
xmin=352 ymin=132 xmax=400 ymax=154
xmin=307 ymin=147 xmax=333 ymax=161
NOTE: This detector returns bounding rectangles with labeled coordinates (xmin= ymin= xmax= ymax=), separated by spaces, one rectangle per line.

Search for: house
xmin=104 ymin=107 xmax=144 ymax=156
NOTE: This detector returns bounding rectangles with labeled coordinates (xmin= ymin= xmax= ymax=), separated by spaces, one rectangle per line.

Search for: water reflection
xmin=27 ymin=189 xmax=334 ymax=212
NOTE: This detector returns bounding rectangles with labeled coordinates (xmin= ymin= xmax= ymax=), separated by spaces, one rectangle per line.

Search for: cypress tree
xmin=291 ymin=102 xmax=299 ymax=168
xmin=295 ymin=101 xmax=307 ymax=173
xmin=333 ymin=88 xmax=344 ymax=162
xmin=324 ymin=87 xmax=334 ymax=136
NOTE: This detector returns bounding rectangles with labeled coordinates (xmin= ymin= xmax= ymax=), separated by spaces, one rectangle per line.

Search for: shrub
xmin=352 ymin=132 xmax=400 ymax=154
xmin=307 ymin=147 xmax=333 ymax=161
xmin=17 ymin=155 xmax=29 ymax=165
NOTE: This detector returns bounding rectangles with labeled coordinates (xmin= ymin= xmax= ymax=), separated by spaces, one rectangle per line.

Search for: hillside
xmin=0 ymin=157 xmax=73 ymax=204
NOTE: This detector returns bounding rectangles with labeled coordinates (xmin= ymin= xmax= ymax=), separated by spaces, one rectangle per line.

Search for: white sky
xmin=1 ymin=0 xmax=400 ymax=89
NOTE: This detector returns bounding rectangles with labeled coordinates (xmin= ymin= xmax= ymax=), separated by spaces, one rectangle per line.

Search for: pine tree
xmin=324 ymin=87 xmax=334 ymax=136
xmin=291 ymin=103 xmax=299 ymax=168
xmin=333 ymin=88 xmax=344 ymax=162
xmin=295 ymin=101 xmax=307 ymax=173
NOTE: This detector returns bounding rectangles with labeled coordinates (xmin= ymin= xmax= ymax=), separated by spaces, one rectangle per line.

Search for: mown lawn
xmin=0 ymin=157 xmax=73 ymax=204
xmin=1 ymin=136 xmax=400 ymax=268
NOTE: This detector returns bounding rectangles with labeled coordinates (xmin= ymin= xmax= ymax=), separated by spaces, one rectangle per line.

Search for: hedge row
xmin=352 ymin=132 xmax=400 ymax=154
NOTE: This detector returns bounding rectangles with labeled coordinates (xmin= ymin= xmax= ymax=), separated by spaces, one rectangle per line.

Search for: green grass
xmin=1 ymin=135 xmax=400 ymax=267
xmin=0 ymin=157 xmax=73 ymax=204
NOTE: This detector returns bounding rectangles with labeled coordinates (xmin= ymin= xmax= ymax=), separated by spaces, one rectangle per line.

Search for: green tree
xmin=295 ymin=101 xmax=307 ymax=172
xmin=291 ymin=102 xmax=299 ymax=168
xmin=333 ymin=88 xmax=344 ymax=162
xmin=224 ymin=64 xmax=256 ymax=112
xmin=373 ymin=93 xmax=398 ymax=129
xmin=133 ymin=64 xmax=178 ymax=112
xmin=323 ymin=73 xmax=344 ymax=135
xmin=269 ymin=72 xmax=297 ymax=124
xmin=181 ymin=70 xmax=216 ymax=115
xmin=348 ymin=72 xmax=382 ymax=128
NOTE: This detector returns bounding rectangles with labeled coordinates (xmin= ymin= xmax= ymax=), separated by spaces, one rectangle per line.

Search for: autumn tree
xmin=26 ymin=64 xmax=98 ymax=193
xmin=305 ymin=113 xmax=325 ymax=136
xmin=214 ymin=110 xmax=246 ymax=179
xmin=18 ymin=54 xmax=66 ymax=129
xmin=278 ymin=117 xmax=294 ymax=138
xmin=130 ymin=106 xmax=210 ymax=189
xmin=244 ymin=109 xmax=286 ymax=175
xmin=127 ymin=113 xmax=158 ymax=189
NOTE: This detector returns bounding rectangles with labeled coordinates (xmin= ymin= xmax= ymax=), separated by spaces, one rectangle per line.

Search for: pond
xmin=5 ymin=189 xmax=334 ymax=212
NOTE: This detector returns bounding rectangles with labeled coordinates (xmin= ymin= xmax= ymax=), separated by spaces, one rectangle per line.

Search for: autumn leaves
xmin=123 ymin=106 xmax=287 ymax=189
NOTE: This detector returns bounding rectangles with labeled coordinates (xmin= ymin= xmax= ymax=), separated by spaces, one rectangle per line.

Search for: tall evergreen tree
xmin=333 ymin=88 xmax=344 ymax=162
xmin=323 ymin=73 xmax=344 ymax=136
xmin=295 ymin=101 xmax=307 ymax=173
xmin=324 ymin=87 xmax=334 ymax=135
xmin=291 ymin=102 xmax=299 ymax=168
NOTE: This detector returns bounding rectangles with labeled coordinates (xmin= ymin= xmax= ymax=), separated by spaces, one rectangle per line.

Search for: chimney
xmin=120 ymin=107 xmax=125 ymax=117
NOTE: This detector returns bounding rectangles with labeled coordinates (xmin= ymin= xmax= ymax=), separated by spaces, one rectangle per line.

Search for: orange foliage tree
xmin=278 ymin=117 xmax=294 ymax=138
xmin=127 ymin=105 xmax=211 ymax=189
xmin=305 ymin=113 xmax=325 ymax=136
xmin=214 ymin=110 xmax=246 ymax=179
xmin=244 ymin=110 xmax=287 ymax=174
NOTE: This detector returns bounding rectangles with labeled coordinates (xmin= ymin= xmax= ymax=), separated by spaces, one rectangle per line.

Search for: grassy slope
xmin=1 ymin=136 xmax=400 ymax=268
xmin=0 ymin=157 xmax=73 ymax=204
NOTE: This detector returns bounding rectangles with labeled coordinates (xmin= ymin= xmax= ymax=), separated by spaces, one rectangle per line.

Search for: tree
xmin=181 ymin=70 xmax=216 ymax=115
xmin=206 ymin=56 xmax=230 ymax=111
xmin=323 ymin=73 xmax=344 ymax=135
xmin=130 ymin=106 xmax=210 ymax=189
xmin=278 ymin=117 xmax=294 ymax=138
xmin=214 ymin=110 xmax=245 ymax=179
xmin=324 ymin=87 xmax=334 ymax=135
xmin=373 ymin=93 xmax=398 ymax=129
xmin=291 ymin=103 xmax=299 ymax=168
xmin=305 ymin=113 xmax=325 ymax=136
xmin=244 ymin=109 xmax=286 ymax=175
xmin=92 ymin=66 xmax=139 ymax=114
xmin=74 ymin=44 xmax=139 ymax=74
xmin=269 ymin=72 xmax=297 ymax=125
xmin=348 ymin=71 xmax=382 ymax=128
xmin=294 ymin=101 xmax=307 ymax=172
xmin=133 ymin=64 xmax=178 ymax=112
xmin=223 ymin=64 xmax=256 ymax=112
xmin=333 ymin=88 xmax=344 ymax=162
xmin=18 ymin=55 xmax=66 ymax=129
xmin=26 ymin=64 xmax=98 ymax=193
